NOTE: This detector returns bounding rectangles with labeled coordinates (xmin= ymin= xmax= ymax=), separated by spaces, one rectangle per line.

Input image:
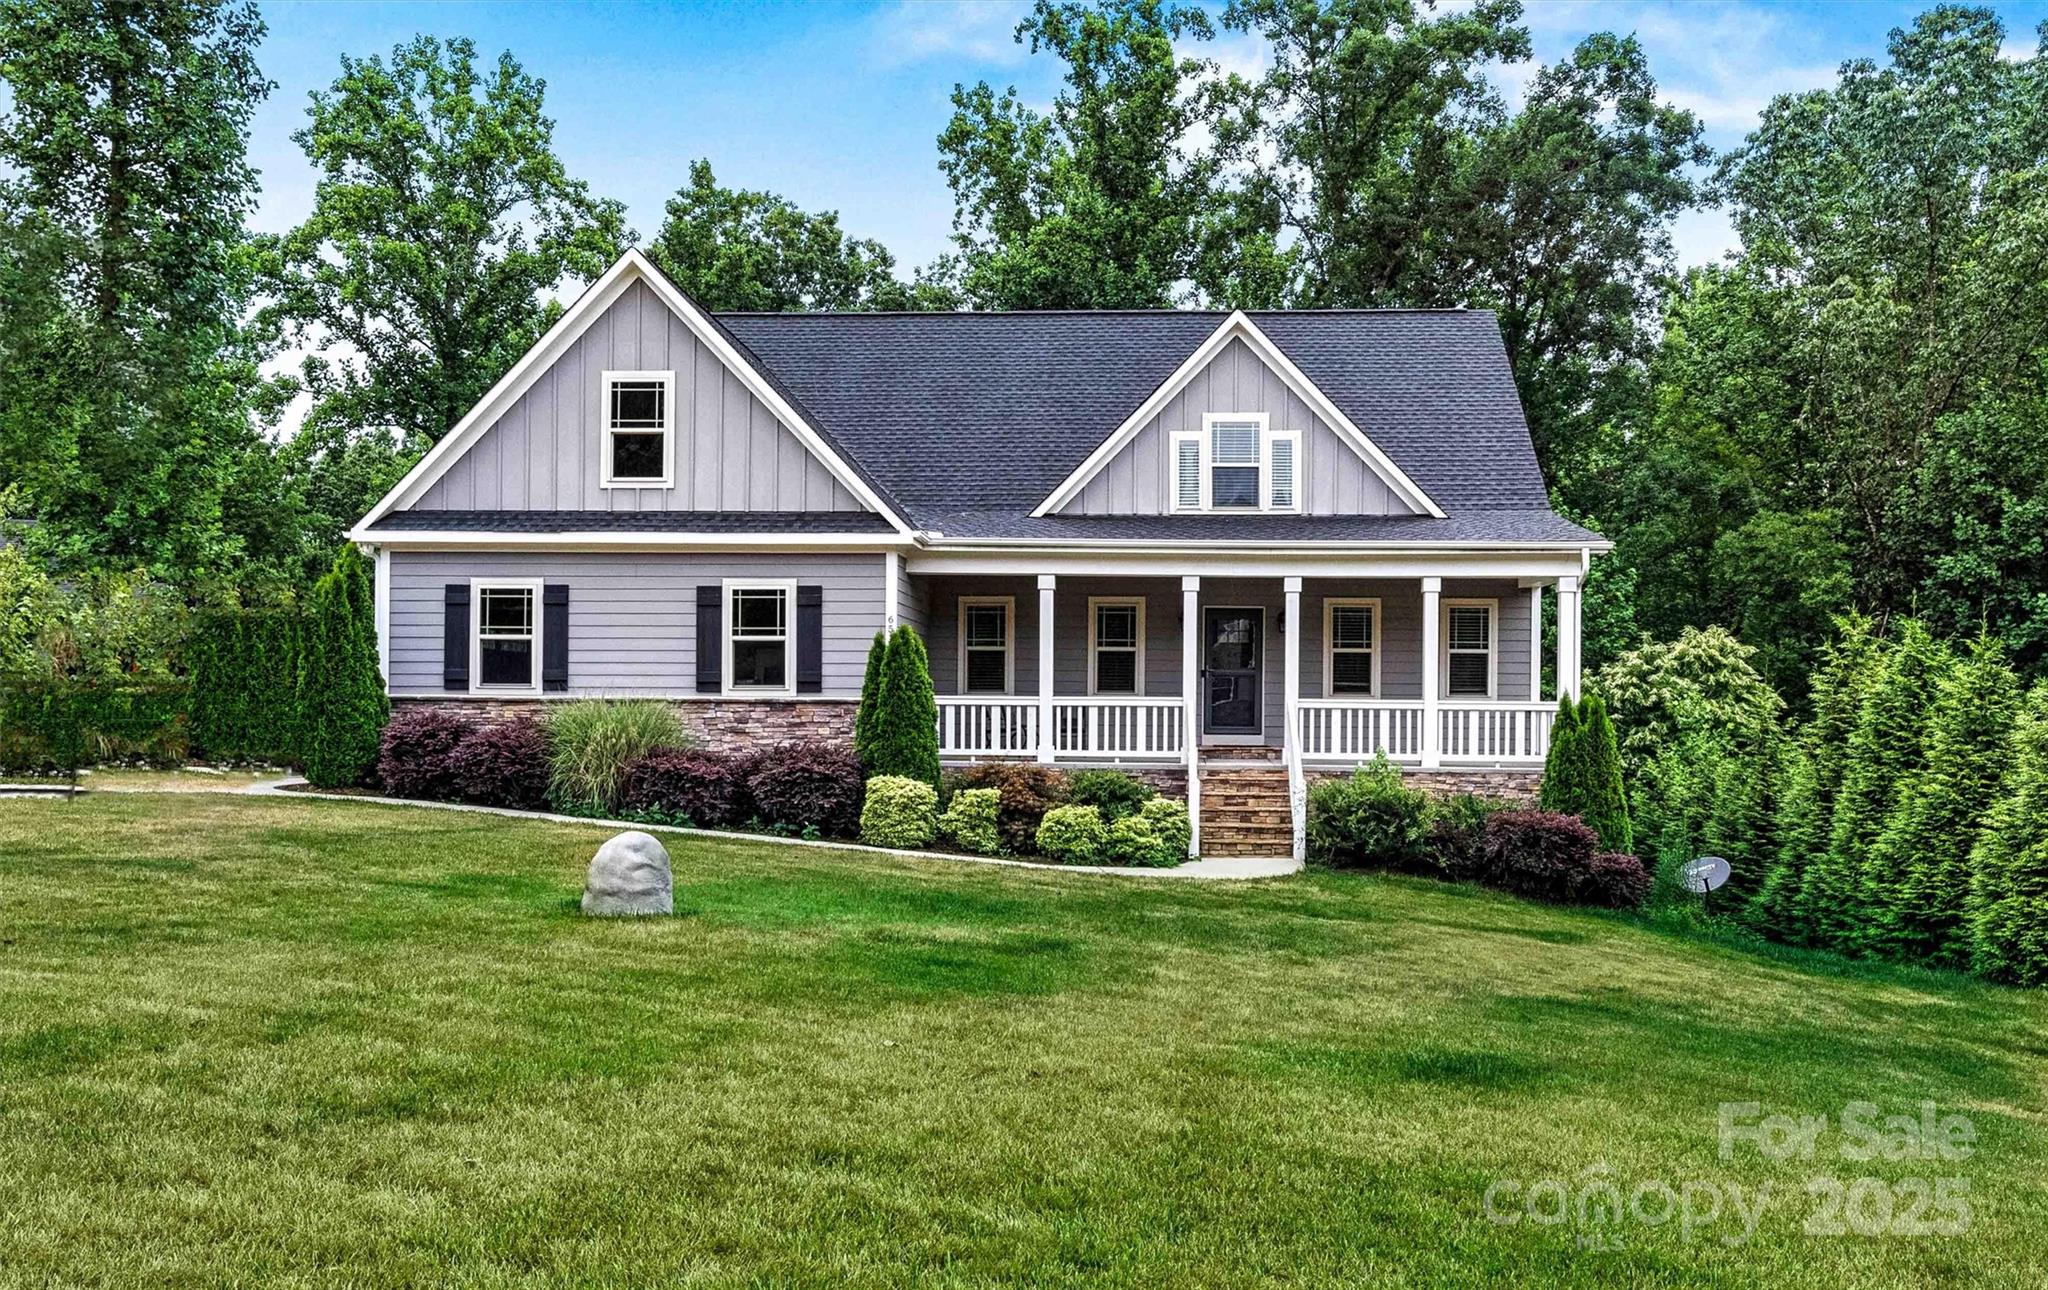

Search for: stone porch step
xmin=1198 ymin=766 xmax=1293 ymax=858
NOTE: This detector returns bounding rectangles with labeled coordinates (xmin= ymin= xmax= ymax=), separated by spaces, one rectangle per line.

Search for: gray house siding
xmin=411 ymin=280 xmax=869 ymax=515
xmin=1300 ymin=577 xmax=1531 ymax=702
xmin=895 ymin=561 xmax=929 ymax=635
xmin=388 ymin=551 xmax=884 ymax=696
xmin=1058 ymin=337 xmax=1419 ymax=518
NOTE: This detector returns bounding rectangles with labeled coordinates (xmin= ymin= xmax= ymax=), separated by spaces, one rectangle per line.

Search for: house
xmin=350 ymin=249 xmax=1607 ymax=860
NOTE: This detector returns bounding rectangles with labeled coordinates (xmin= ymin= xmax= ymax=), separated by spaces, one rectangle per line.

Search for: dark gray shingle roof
xmin=716 ymin=308 xmax=1583 ymax=542
xmin=370 ymin=510 xmax=896 ymax=534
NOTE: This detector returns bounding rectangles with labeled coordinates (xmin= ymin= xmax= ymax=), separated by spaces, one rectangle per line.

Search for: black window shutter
xmin=442 ymin=584 xmax=470 ymax=691
xmin=796 ymin=585 xmax=824 ymax=694
xmin=542 ymin=584 xmax=570 ymax=692
xmin=695 ymin=585 xmax=723 ymax=693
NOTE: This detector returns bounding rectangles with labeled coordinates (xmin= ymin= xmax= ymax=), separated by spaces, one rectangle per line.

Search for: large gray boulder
xmin=581 ymin=831 xmax=673 ymax=916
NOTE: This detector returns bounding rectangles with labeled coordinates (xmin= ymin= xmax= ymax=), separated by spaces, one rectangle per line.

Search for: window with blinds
xmin=1210 ymin=419 xmax=1261 ymax=508
xmin=1091 ymin=601 xmax=1143 ymax=694
xmin=1445 ymin=603 xmax=1493 ymax=697
xmin=960 ymin=600 xmax=1012 ymax=694
xmin=1326 ymin=601 xmax=1375 ymax=695
xmin=1170 ymin=417 xmax=1299 ymax=513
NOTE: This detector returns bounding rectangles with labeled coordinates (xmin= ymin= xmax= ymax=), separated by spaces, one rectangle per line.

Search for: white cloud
xmin=868 ymin=0 xmax=1033 ymax=69
xmin=1669 ymin=206 xmax=1739 ymax=270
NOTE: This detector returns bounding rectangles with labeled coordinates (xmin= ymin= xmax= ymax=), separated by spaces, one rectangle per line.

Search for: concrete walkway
xmin=243 ymin=778 xmax=1303 ymax=881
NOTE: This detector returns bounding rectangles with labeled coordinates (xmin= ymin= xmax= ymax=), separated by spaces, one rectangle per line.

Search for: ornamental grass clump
xmin=545 ymin=699 xmax=687 ymax=815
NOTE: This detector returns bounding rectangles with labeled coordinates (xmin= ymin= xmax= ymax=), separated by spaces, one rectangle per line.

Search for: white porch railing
xmin=1296 ymin=699 xmax=1556 ymax=764
xmin=1439 ymin=700 xmax=1555 ymax=762
xmin=936 ymin=697 xmax=1039 ymax=757
xmin=1297 ymin=700 xmax=1427 ymax=761
xmin=936 ymin=696 xmax=1186 ymax=760
xmin=1053 ymin=698 xmax=1185 ymax=759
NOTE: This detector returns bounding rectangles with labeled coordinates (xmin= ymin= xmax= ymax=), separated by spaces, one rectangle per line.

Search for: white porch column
xmin=1556 ymin=574 xmax=1581 ymax=699
xmin=1037 ymin=574 xmax=1056 ymax=763
xmin=1528 ymin=583 xmax=1543 ymax=702
xmin=1182 ymin=575 xmax=1201 ymax=858
xmin=883 ymin=551 xmax=900 ymax=634
xmin=1283 ymin=576 xmax=1305 ymax=860
xmin=1419 ymin=576 xmax=1442 ymax=769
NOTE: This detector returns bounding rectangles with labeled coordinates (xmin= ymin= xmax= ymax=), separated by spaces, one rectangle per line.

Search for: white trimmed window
xmin=1443 ymin=600 xmax=1497 ymax=699
xmin=726 ymin=581 xmax=794 ymax=694
xmin=1171 ymin=413 xmax=1301 ymax=514
xmin=1088 ymin=598 xmax=1145 ymax=695
xmin=959 ymin=597 xmax=1014 ymax=695
xmin=472 ymin=580 xmax=541 ymax=694
xmin=1323 ymin=598 xmax=1380 ymax=697
xmin=601 ymin=370 xmax=675 ymax=487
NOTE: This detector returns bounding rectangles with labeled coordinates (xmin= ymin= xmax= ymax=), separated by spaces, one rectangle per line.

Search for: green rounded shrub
xmin=1137 ymin=796 xmax=1192 ymax=862
xmin=1106 ymin=809 xmax=1185 ymax=868
xmin=938 ymin=786 xmax=1002 ymax=855
xmin=1036 ymin=804 xmax=1108 ymax=864
xmin=1305 ymin=754 xmax=1427 ymax=869
xmin=1067 ymin=769 xmax=1155 ymax=821
xmin=860 ymin=774 xmax=938 ymax=849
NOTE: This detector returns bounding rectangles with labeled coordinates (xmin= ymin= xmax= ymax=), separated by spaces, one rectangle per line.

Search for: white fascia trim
xmin=917 ymin=536 xmax=1614 ymax=554
xmin=346 ymin=528 xmax=916 ymax=551
xmin=358 ymin=248 xmax=916 ymax=537
xmin=1031 ymin=310 xmax=1445 ymax=520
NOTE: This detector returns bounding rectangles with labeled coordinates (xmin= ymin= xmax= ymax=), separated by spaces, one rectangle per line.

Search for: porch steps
xmin=1199 ymin=767 xmax=1293 ymax=858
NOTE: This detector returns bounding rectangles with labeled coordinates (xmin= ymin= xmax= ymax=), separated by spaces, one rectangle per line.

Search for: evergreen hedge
xmin=867 ymin=624 xmax=939 ymax=790
xmin=1967 ymin=684 xmax=2048 ymax=986
xmin=1799 ymin=622 xmax=1951 ymax=951
xmin=1861 ymin=639 xmax=2021 ymax=966
xmin=297 ymin=548 xmax=388 ymax=788
xmin=189 ymin=608 xmax=303 ymax=765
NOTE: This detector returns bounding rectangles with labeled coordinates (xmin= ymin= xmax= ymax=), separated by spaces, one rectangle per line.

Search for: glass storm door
xmin=1203 ymin=608 xmax=1262 ymax=735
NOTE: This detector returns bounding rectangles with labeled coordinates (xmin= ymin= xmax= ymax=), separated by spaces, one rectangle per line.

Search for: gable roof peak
xmin=1029 ymin=309 xmax=1446 ymax=519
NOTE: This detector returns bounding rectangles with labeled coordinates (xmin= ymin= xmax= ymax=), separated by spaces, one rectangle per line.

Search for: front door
xmin=1203 ymin=607 xmax=1263 ymax=736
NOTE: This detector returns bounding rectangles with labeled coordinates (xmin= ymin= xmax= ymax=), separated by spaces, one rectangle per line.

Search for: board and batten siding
xmin=1057 ymin=337 xmax=1420 ymax=518
xmin=410 ymin=280 xmax=869 ymax=515
xmin=387 ymin=552 xmax=885 ymax=696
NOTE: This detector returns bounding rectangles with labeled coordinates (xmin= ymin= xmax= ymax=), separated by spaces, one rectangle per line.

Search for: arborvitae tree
xmin=297 ymin=547 xmax=386 ymax=786
xmin=1804 ymin=614 xmax=1885 ymax=819
xmin=1799 ymin=621 xmax=1952 ymax=951
xmin=1746 ymin=741 xmax=1821 ymax=939
xmin=854 ymin=631 xmax=888 ymax=768
xmin=1862 ymin=640 xmax=2022 ymax=967
xmin=1577 ymin=693 xmax=1633 ymax=854
xmin=869 ymin=624 xmax=939 ymax=791
xmin=1763 ymin=616 xmax=1885 ymax=943
xmin=1704 ymin=722 xmax=1776 ymax=900
xmin=1967 ymin=684 xmax=2048 ymax=986
xmin=1538 ymin=694 xmax=1586 ymax=814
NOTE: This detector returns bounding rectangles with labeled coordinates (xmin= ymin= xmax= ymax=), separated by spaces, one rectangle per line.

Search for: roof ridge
xmin=713 ymin=306 xmax=1482 ymax=319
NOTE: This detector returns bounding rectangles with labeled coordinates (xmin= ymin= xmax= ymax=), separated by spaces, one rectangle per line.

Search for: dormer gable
xmin=1034 ymin=312 xmax=1442 ymax=520
xmin=357 ymin=250 xmax=911 ymax=533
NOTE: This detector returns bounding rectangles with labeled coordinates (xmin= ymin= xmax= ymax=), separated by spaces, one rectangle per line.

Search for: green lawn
xmin=1 ymin=795 xmax=2043 ymax=1287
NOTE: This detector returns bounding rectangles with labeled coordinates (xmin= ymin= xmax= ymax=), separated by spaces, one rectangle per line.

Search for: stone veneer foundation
xmin=1307 ymin=767 xmax=1542 ymax=804
xmin=395 ymin=699 xmax=1533 ymax=802
xmin=393 ymin=697 xmax=855 ymax=752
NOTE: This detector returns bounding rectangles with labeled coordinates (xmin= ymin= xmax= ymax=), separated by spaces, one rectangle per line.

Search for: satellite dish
xmin=1683 ymin=855 xmax=1731 ymax=894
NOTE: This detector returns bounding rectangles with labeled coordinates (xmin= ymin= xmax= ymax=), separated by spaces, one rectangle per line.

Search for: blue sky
xmin=250 ymin=0 xmax=2048 ymax=272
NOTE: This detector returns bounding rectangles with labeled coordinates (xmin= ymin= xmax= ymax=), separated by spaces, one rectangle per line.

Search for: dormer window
xmin=601 ymin=370 xmax=674 ymax=487
xmin=1171 ymin=413 xmax=1300 ymax=513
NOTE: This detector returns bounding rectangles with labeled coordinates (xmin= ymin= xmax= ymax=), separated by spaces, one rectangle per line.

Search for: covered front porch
xmin=896 ymin=566 xmax=1585 ymax=770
